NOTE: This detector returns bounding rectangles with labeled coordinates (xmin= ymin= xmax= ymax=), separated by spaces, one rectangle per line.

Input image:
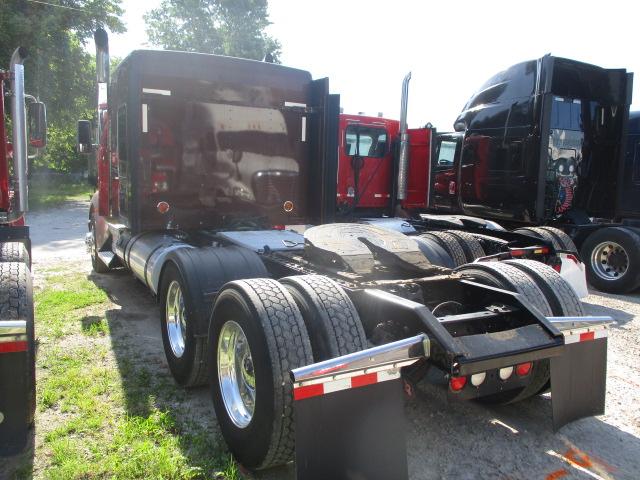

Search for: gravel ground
xmin=21 ymin=200 xmax=640 ymax=479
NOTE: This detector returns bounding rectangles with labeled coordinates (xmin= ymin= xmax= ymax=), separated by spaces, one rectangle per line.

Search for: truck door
xmin=429 ymin=134 xmax=461 ymax=211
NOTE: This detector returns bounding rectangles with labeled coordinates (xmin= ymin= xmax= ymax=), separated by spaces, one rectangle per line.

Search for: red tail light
xmin=449 ymin=376 xmax=467 ymax=392
xmin=516 ymin=362 xmax=532 ymax=377
xmin=156 ymin=201 xmax=170 ymax=214
xmin=566 ymin=254 xmax=579 ymax=265
xmin=552 ymin=264 xmax=561 ymax=272
xmin=272 ymin=224 xmax=285 ymax=230
xmin=510 ymin=249 xmax=526 ymax=257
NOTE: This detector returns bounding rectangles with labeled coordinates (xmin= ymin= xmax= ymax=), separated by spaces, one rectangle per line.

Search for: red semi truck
xmin=0 ymin=47 xmax=47 ymax=455
xmin=79 ymin=30 xmax=611 ymax=478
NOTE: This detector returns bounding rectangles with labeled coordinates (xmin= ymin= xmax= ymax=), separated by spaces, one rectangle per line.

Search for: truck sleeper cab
xmin=81 ymin=30 xmax=611 ymax=477
xmin=431 ymin=55 xmax=639 ymax=292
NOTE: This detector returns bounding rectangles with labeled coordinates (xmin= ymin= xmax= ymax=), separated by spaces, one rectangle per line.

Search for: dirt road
xmin=25 ymin=200 xmax=640 ymax=479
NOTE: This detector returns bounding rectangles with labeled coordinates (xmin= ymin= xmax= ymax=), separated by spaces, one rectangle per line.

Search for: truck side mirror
xmin=77 ymin=120 xmax=93 ymax=153
xmin=28 ymin=101 xmax=47 ymax=148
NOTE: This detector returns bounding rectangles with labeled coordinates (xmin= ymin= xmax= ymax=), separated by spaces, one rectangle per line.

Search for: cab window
xmin=437 ymin=140 xmax=457 ymax=167
xmin=345 ymin=125 xmax=388 ymax=157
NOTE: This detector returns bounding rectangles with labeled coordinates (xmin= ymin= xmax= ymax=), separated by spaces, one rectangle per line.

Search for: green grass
xmin=20 ymin=270 xmax=238 ymax=479
xmin=29 ymin=176 xmax=93 ymax=210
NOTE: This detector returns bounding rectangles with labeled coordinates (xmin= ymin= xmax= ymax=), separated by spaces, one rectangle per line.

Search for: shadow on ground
xmin=88 ymin=269 xmax=232 ymax=476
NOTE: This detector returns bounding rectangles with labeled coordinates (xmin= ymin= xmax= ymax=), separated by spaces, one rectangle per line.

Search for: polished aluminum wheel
xmin=591 ymin=241 xmax=629 ymax=281
xmin=218 ymin=320 xmax=256 ymax=428
xmin=165 ymin=280 xmax=187 ymax=358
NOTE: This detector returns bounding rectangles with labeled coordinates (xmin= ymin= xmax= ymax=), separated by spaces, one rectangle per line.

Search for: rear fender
xmin=160 ymin=246 xmax=268 ymax=335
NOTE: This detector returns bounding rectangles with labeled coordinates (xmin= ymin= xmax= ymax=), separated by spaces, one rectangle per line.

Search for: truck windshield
xmin=345 ymin=125 xmax=387 ymax=157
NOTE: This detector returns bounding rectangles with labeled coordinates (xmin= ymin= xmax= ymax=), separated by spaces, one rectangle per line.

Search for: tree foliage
xmin=0 ymin=0 xmax=124 ymax=172
xmin=145 ymin=0 xmax=281 ymax=62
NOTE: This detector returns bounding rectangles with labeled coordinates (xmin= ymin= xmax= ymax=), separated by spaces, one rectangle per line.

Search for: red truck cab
xmin=337 ymin=113 xmax=432 ymax=216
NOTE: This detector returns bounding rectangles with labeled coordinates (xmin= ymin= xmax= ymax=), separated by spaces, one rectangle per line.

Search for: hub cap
xmin=591 ymin=241 xmax=629 ymax=281
xmin=218 ymin=321 xmax=256 ymax=428
xmin=165 ymin=281 xmax=187 ymax=358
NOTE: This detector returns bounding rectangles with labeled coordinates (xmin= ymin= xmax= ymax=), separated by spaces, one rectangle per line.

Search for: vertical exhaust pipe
xmin=10 ymin=47 xmax=28 ymax=212
xmin=94 ymin=28 xmax=110 ymax=146
xmin=397 ymin=72 xmax=411 ymax=201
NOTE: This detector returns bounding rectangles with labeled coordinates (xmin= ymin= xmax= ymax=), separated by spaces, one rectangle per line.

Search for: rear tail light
xmin=552 ymin=263 xmax=561 ymax=273
xmin=156 ymin=201 xmax=170 ymax=214
xmin=510 ymin=249 xmax=525 ymax=257
xmin=470 ymin=372 xmax=486 ymax=387
xmin=449 ymin=376 xmax=467 ymax=392
xmin=272 ymin=224 xmax=285 ymax=230
xmin=516 ymin=362 xmax=533 ymax=377
xmin=499 ymin=366 xmax=514 ymax=380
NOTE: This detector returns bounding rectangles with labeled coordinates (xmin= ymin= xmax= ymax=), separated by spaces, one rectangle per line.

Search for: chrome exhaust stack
xmin=10 ymin=47 xmax=28 ymax=212
xmin=94 ymin=28 xmax=110 ymax=145
xmin=397 ymin=72 xmax=411 ymax=201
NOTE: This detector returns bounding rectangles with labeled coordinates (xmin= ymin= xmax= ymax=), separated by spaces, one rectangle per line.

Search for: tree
xmin=145 ymin=0 xmax=281 ymax=62
xmin=0 ymin=0 xmax=125 ymax=172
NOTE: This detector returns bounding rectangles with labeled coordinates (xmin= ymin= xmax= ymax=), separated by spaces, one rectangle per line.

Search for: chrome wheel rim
xmin=591 ymin=241 xmax=629 ymax=281
xmin=165 ymin=280 xmax=187 ymax=358
xmin=218 ymin=320 xmax=256 ymax=428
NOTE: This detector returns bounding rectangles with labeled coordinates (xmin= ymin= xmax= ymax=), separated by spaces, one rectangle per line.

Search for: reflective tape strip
xmin=293 ymin=369 xmax=401 ymax=401
xmin=0 ymin=340 xmax=28 ymax=353
xmin=563 ymin=328 xmax=608 ymax=345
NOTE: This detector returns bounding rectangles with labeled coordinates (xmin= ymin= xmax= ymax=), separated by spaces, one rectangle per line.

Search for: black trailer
xmin=429 ymin=55 xmax=640 ymax=293
xmin=80 ymin=31 xmax=612 ymax=477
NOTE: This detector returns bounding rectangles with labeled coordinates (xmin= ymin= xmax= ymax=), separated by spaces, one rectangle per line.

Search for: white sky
xmin=109 ymin=0 xmax=640 ymax=131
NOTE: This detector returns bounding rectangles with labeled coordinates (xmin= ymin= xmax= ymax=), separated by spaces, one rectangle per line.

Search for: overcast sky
xmin=108 ymin=0 xmax=640 ymax=131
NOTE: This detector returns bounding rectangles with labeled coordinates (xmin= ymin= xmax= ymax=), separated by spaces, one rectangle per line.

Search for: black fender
xmin=160 ymin=246 xmax=268 ymax=336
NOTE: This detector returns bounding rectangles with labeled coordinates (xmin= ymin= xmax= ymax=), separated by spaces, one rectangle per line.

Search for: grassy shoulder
xmin=29 ymin=176 xmax=93 ymax=210
xmin=14 ymin=267 xmax=237 ymax=479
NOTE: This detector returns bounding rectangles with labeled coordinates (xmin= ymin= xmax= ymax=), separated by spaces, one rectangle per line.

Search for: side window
xmin=344 ymin=125 xmax=388 ymax=157
xmin=436 ymin=141 xmax=457 ymax=167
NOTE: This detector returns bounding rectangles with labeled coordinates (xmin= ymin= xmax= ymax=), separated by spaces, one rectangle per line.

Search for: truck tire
xmin=420 ymin=232 xmax=467 ymax=267
xmin=514 ymin=226 xmax=577 ymax=252
xmin=455 ymin=262 xmax=553 ymax=317
xmin=280 ymin=275 xmax=367 ymax=360
xmin=455 ymin=262 xmax=553 ymax=404
xmin=159 ymin=262 xmax=210 ymax=387
xmin=538 ymin=226 xmax=578 ymax=252
xmin=413 ymin=236 xmax=455 ymax=269
xmin=445 ymin=230 xmax=485 ymax=262
xmin=580 ymin=227 xmax=640 ymax=293
xmin=504 ymin=259 xmax=584 ymax=316
xmin=209 ymin=279 xmax=313 ymax=470
xmin=89 ymin=222 xmax=110 ymax=274
xmin=0 ymin=262 xmax=35 ymax=455
xmin=0 ymin=242 xmax=29 ymax=265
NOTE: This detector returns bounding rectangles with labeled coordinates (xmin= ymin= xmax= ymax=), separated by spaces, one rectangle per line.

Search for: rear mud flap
xmin=294 ymin=378 xmax=408 ymax=480
xmin=551 ymin=338 xmax=607 ymax=430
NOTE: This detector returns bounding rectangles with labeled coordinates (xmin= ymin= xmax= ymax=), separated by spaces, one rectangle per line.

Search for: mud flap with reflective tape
xmin=294 ymin=376 xmax=408 ymax=480
xmin=291 ymin=334 xmax=427 ymax=480
xmin=550 ymin=324 xmax=608 ymax=430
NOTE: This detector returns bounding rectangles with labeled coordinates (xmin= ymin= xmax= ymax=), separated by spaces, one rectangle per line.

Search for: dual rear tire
xmin=209 ymin=275 xmax=366 ymax=470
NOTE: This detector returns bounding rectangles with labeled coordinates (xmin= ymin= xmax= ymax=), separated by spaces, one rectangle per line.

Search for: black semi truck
xmin=428 ymin=55 xmax=639 ymax=293
xmin=79 ymin=30 xmax=611 ymax=478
